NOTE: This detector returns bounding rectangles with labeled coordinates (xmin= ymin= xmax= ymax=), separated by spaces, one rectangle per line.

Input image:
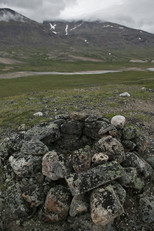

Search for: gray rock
xmin=139 ymin=194 xmax=154 ymax=224
xmin=9 ymin=154 xmax=42 ymax=177
xmin=24 ymin=123 xmax=60 ymax=142
xmin=44 ymin=185 xmax=71 ymax=222
xmin=69 ymin=195 xmax=88 ymax=217
xmin=91 ymin=185 xmax=124 ymax=226
xmin=20 ymin=139 xmax=49 ymax=155
xmin=65 ymin=161 xmax=125 ymax=195
xmin=42 ymin=151 xmax=67 ymax=180
xmin=22 ymin=187 xmax=44 ymax=207
xmin=119 ymin=167 xmax=145 ymax=190
xmin=33 ymin=112 xmax=43 ymax=117
xmin=70 ymin=112 xmax=88 ymax=121
xmin=96 ymin=136 xmax=125 ymax=163
xmin=122 ymin=152 xmax=153 ymax=178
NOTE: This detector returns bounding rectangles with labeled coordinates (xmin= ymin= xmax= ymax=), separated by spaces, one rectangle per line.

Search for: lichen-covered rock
xmin=21 ymin=139 xmax=49 ymax=155
xmin=42 ymin=151 xmax=67 ymax=180
xmin=44 ymin=185 xmax=71 ymax=222
xmin=65 ymin=161 xmax=125 ymax=195
xmin=122 ymin=152 xmax=153 ymax=178
xmin=139 ymin=194 xmax=154 ymax=224
xmin=90 ymin=185 xmax=124 ymax=226
xmin=24 ymin=123 xmax=60 ymax=143
xmin=69 ymin=195 xmax=88 ymax=217
xmin=111 ymin=115 xmax=126 ymax=129
xmin=0 ymin=133 xmax=23 ymax=159
xmin=92 ymin=153 xmax=109 ymax=164
xmin=96 ymin=136 xmax=125 ymax=163
xmin=122 ymin=126 xmax=140 ymax=141
xmin=71 ymin=145 xmax=92 ymax=172
xmin=9 ymin=154 xmax=42 ymax=177
xmin=119 ymin=167 xmax=145 ymax=190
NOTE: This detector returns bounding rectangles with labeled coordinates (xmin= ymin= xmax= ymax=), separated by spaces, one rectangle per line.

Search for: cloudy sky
xmin=0 ymin=0 xmax=154 ymax=33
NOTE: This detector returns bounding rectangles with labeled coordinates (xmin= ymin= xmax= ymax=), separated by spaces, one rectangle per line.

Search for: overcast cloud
xmin=0 ymin=0 xmax=154 ymax=33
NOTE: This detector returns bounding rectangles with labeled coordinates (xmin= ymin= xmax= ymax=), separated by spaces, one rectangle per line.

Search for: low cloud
xmin=0 ymin=0 xmax=154 ymax=33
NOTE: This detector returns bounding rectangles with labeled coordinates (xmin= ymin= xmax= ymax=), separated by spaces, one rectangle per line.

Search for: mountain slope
xmin=1 ymin=8 xmax=154 ymax=61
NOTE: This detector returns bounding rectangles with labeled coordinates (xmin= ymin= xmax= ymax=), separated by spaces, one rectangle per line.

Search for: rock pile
xmin=0 ymin=112 xmax=153 ymax=231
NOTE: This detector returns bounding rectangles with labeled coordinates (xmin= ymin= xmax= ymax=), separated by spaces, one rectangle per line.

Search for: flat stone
xmin=42 ymin=151 xmax=67 ymax=180
xmin=91 ymin=185 xmax=124 ymax=226
xmin=111 ymin=115 xmax=126 ymax=129
xmin=44 ymin=185 xmax=71 ymax=222
xmin=65 ymin=161 xmax=125 ymax=195
xmin=20 ymin=139 xmax=48 ymax=155
xmin=24 ymin=123 xmax=60 ymax=142
xmin=61 ymin=121 xmax=83 ymax=136
xmin=98 ymin=124 xmax=117 ymax=137
xmin=96 ymin=136 xmax=125 ymax=163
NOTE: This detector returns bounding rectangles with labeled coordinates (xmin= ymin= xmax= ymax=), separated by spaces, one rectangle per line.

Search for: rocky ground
xmin=0 ymin=110 xmax=154 ymax=231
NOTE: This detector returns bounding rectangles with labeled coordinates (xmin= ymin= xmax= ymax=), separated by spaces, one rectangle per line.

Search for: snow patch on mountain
xmin=65 ymin=24 xmax=68 ymax=35
xmin=49 ymin=23 xmax=56 ymax=30
xmin=70 ymin=22 xmax=83 ymax=31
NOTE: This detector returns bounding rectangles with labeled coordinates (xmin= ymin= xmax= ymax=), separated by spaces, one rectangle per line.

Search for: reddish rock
xmin=44 ymin=185 xmax=71 ymax=222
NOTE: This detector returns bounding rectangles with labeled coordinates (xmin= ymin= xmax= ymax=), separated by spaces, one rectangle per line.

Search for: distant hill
xmin=1 ymin=8 xmax=154 ymax=61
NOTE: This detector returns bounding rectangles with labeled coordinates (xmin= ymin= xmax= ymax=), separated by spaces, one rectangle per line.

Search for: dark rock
xmin=22 ymin=186 xmax=44 ymax=208
xmin=61 ymin=121 xmax=83 ymax=136
xmin=84 ymin=114 xmax=109 ymax=140
xmin=111 ymin=182 xmax=126 ymax=205
xmin=90 ymin=185 xmax=124 ymax=226
xmin=122 ymin=140 xmax=136 ymax=151
xmin=65 ymin=161 xmax=125 ymax=195
xmin=139 ymin=194 xmax=154 ymax=224
xmin=44 ymin=185 xmax=71 ymax=222
xmin=96 ymin=136 xmax=125 ymax=163
xmin=122 ymin=126 xmax=140 ymax=140
xmin=20 ymin=139 xmax=49 ymax=155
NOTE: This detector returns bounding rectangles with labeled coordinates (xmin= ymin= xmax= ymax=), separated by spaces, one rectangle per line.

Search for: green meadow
xmin=0 ymin=68 xmax=154 ymax=140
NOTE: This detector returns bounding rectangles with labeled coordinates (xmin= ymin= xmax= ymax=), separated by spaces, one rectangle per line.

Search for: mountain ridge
xmin=0 ymin=8 xmax=154 ymax=62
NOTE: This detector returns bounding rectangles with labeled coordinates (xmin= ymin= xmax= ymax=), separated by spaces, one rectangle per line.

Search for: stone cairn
xmin=0 ymin=112 xmax=153 ymax=231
